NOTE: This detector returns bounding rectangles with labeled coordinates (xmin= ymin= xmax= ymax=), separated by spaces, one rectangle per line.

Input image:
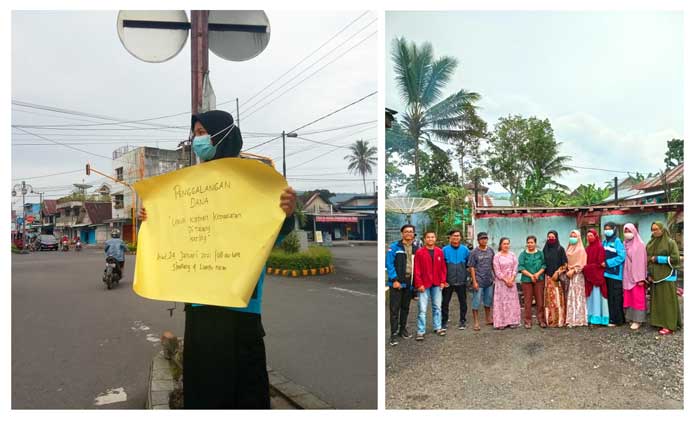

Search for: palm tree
xmin=391 ymin=37 xmax=480 ymax=186
xmin=345 ymin=139 xmax=377 ymax=194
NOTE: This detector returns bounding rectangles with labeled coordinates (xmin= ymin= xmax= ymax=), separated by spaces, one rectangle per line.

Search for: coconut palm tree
xmin=345 ymin=139 xmax=377 ymax=194
xmin=391 ymin=37 xmax=481 ymax=187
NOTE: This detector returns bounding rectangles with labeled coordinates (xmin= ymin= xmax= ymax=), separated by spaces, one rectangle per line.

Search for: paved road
xmin=11 ymin=244 xmax=377 ymax=409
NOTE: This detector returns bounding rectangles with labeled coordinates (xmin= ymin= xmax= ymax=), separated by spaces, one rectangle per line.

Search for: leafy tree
xmin=518 ymin=170 xmax=568 ymax=207
xmin=485 ymin=115 xmax=574 ymax=205
xmin=420 ymin=184 xmax=470 ymax=238
xmin=664 ymin=138 xmax=683 ymax=169
xmin=568 ymin=184 xmax=611 ymax=206
xmin=485 ymin=115 xmax=529 ymax=205
xmin=345 ymin=139 xmax=377 ymax=194
xmin=417 ymin=142 xmax=459 ymax=191
xmin=391 ymin=37 xmax=480 ymax=183
xmin=448 ymin=103 xmax=489 ymax=185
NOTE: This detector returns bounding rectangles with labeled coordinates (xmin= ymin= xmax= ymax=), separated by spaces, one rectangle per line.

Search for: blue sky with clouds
xmin=386 ymin=10 xmax=683 ymax=192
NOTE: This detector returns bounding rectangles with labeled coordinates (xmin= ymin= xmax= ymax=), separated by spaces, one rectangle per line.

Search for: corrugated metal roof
xmin=633 ymin=163 xmax=683 ymax=190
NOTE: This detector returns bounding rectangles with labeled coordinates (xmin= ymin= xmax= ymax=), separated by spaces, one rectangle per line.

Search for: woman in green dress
xmin=646 ymin=221 xmax=681 ymax=335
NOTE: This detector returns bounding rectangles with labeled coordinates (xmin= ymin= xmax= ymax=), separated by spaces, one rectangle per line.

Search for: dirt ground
xmin=385 ymin=295 xmax=683 ymax=410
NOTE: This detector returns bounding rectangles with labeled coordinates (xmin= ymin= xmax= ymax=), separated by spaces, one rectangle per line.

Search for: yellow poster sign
xmin=132 ymin=158 xmax=287 ymax=308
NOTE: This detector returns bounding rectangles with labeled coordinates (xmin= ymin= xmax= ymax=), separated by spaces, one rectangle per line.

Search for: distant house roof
xmin=84 ymin=202 xmax=112 ymax=225
xmin=328 ymin=193 xmax=360 ymax=204
xmin=466 ymin=194 xmax=510 ymax=208
xmin=42 ymin=199 xmax=58 ymax=215
xmin=634 ymin=163 xmax=683 ymax=191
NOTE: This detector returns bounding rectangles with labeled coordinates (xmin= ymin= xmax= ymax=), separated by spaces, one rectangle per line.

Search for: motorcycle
xmin=75 ymin=241 xmax=82 ymax=252
xmin=103 ymin=256 xmax=122 ymax=290
xmin=61 ymin=240 xmax=70 ymax=252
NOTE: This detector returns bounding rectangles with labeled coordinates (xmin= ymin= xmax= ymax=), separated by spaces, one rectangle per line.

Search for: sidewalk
xmin=146 ymin=351 xmax=332 ymax=409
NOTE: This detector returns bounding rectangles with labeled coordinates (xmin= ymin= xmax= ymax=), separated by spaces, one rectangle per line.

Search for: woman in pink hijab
xmin=622 ymin=223 xmax=647 ymax=330
xmin=565 ymin=230 xmax=588 ymax=327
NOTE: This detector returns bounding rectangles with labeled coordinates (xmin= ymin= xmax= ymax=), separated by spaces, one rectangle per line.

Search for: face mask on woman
xmin=569 ymin=237 xmax=578 ymax=245
xmin=624 ymin=232 xmax=634 ymax=240
xmin=192 ymin=124 xmax=234 ymax=161
xmin=604 ymin=229 xmax=614 ymax=238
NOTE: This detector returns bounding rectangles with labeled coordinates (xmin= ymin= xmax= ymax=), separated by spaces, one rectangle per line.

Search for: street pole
xmin=236 ymin=97 xmax=240 ymax=129
xmin=282 ymin=131 xmax=287 ymax=178
xmin=190 ymin=10 xmax=209 ymax=166
xmin=22 ymin=183 xmax=26 ymax=243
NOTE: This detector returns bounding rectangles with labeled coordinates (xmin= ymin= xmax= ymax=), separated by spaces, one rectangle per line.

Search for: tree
xmin=448 ymin=103 xmax=489 ymax=185
xmin=664 ymin=138 xmax=683 ymax=169
xmin=568 ymin=184 xmax=611 ymax=206
xmin=344 ymin=139 xmax=377 ymax=194
xmin=485 ymin=115 xmax=529 ymax=205
xmin=485 ymin=115 xmax=575 ymax=206
xmin=391 ymin=37 xmax=480 ymax=184
xmin=417 ymin=142 xmax=459 ymax=191
xmin=420 ymin=184 xmax=470 ymax=239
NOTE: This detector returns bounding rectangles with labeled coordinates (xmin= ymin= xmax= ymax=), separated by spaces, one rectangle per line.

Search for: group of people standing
xmin=386 ymin=221 xmax=681 ymax=346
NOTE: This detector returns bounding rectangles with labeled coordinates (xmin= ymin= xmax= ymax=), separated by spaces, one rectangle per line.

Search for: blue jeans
xmin=417 ymin=286 xmax=442 ymax=335
xmin=471 ymin=284 xmax=494 ymax=310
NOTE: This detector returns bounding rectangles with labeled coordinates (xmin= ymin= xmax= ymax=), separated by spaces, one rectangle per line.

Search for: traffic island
xmin=146 ymin=331 xmax=331 ymax=409
xmin=265 ymin=246 xmax=333 ymax=278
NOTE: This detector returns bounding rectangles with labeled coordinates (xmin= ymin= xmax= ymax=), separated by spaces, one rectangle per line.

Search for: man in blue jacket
xmin=386 ymin=224 xmax=420 ymax=346
xmin=441 ymin=229 xmax=470 ymax=331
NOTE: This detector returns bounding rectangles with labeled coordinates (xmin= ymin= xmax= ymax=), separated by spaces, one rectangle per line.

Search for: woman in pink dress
xmin=492 ymin=237 xmax=521 ymax=329
xmin=622 ymin=223 xmax=647 ymax=330
xmin=565 ymin=230 xmax=588 ymax=327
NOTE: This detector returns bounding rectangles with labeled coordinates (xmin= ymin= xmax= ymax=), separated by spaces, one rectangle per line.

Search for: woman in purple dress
xmin=492 ymin=237 xmax=521 ymax=329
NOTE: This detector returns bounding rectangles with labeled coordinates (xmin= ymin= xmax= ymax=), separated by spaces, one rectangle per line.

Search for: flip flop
xmin=659 ymin=328 xmax=673 ymax=335
xmin=473 ymin=323 xmax=481 ymax=331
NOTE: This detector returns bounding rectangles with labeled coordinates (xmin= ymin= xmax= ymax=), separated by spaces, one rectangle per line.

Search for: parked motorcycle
xmin=103 ymin=256 xmax=121 ymax=290
xmin=61 ymin=240 xmax=69 ymax=252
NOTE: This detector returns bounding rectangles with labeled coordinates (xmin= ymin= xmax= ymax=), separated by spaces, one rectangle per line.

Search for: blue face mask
xmin=192 ymin=124 xmax=234 ymax=161
xmin=604 ymin=229 xmax=614 ymax=238
xmin=193 ymin=134 xmax=217 ymax=161
xmin=569 ymin=237 xmax=578 ymax=245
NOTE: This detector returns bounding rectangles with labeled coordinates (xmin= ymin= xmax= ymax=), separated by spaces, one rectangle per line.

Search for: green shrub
xmin=126 ymin=242 xmax=137 ymax=252
xmin=267 ymin=246 xmax=332 ymax=271
xmin=280 ymin=231 xmax=300 ymax=254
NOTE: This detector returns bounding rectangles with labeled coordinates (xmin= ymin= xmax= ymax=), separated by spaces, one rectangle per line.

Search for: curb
xmin=146 ymin=352 xmax=332 ymax=409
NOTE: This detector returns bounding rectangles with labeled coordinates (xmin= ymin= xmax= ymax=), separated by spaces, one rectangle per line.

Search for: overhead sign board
xmin=208 ymin=10 xmax=270 ymax=61
xmin=117 ymin=10 xmax=189 ymax=63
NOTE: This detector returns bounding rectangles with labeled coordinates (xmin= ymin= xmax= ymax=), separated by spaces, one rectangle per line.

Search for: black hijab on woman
xmin=542 ymin=230 xmax=567 ymax=276
xmin=191 ymin=110 xmax=244 ymax=160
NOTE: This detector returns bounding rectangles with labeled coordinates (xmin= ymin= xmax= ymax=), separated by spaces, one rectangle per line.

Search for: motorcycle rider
xmin=104 ymin=229 xmax=127 ymax=276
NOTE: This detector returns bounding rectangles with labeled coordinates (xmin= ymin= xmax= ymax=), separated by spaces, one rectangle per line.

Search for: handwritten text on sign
xmin=132 ymin=158 xmax=287 ymax=308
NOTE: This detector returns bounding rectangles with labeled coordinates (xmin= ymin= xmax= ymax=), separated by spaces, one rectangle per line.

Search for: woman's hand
xmin=566 ymin=269 xmax=574 ymax=279
xmin=138 ymin=207 xmax=147 ymax=221
xmin=280 ymin=186 xmax=297 ymax=217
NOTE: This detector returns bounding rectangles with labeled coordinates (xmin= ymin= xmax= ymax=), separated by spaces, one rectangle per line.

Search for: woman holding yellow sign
xmin=139 ymin=110 xmax=296 ymax=409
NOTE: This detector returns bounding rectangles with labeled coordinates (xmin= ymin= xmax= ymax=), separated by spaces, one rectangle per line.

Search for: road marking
xmin=330 ymin=287 xmax=376 ymax=297
xmin=146 ymin=333 xmax=161 ymax=343
xmin=94 ymin=387 xmax=127 ymax=406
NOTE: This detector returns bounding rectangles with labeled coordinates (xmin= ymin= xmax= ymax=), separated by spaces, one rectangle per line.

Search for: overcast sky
xmin=386 ymin=11 xmax=683 ymax=193
xmin=11 ymin=10 xmax=377 ymax=212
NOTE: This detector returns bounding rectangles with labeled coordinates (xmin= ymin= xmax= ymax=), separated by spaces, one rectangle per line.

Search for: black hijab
xmin=542 ymin=230 xmax=567 ymax=276
xmin=191 ymin=110 xmax=243 ymax=160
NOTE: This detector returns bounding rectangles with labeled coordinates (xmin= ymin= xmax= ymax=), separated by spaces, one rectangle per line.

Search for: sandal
xmin=473 ymin=323 xmax=481 ymax=331
xmin=525 ymin=322 xmax=532 ymax=329
xmin=630 ymin=322 xmax=640 ymax=330
xmin=659 ymin=328 xmax=673 ymax=335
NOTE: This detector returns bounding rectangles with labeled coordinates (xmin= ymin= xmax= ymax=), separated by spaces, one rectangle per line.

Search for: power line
xmin=243 ymin=91 xmax=376 ymax=153
xmin=288 ymin=143 xmax=352 ymax=170
xmin=241 ymin=19 xmax=377 ymax=119
xmin=12 ymin=100 xmax=185 ymax=132
xmin=297 ymin=120 xmax=375 ymax=136
xmin=12 ymin=169 xmax=83 ymax=181
xmin=234 ymin=11 xmax=371 ymax=109
xmin=239 ymin=29 xmax=377 ymax=121
xmin=12 ymin=127 xmax=113 ymax=160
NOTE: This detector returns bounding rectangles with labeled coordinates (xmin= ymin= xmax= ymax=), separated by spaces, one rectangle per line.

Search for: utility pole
xmin=190 ymin=10 xmax=209 ymax=166
xmin=281 ymin=131 xmax=298 ymax=178
xmin=236 ymin=97 xmax=240 ymax=129
xmin=282 ymin=131 xmax=287 ymax=178
xmin=614 ymin=176 xmax=618 ymax=204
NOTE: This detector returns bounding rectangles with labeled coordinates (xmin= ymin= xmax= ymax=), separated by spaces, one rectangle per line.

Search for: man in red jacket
xmin=414 ymin=231 xmax=447 ymax=340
